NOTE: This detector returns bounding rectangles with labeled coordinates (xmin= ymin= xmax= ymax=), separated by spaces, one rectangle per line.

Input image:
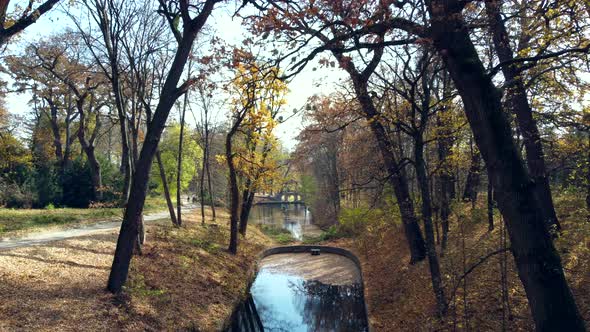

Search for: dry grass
xmin=0 ymin=197 xmax=169 ymax=237
xmin=0 ymin=209 xmax=274 ymax=331
xmin=324 ymin=196 xmax=590 ymax=331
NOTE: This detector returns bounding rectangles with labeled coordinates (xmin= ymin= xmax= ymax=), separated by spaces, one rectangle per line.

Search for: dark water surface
xmin=226 ymin=253 xmax=369 ymax=332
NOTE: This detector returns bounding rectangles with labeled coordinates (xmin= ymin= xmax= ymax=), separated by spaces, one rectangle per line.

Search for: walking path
xmin=0 ymin=205 xmax=197 ymax=250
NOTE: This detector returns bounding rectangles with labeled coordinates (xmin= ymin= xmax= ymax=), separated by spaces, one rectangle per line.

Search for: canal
xmin=226 ymin=251 xmax=369 ymax=332
xmin=249 ymin=203 xmax=319 ymax=240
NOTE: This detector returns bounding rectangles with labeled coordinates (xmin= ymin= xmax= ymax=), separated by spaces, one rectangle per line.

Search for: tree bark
xmin=176 ymin=91 xmax=188 ymax=227
xmin=587 ymin=132 xmax=590 ymax=223
xmin=488 ymin=176 xmax=494 ymax=231
xmin=156 ymin=149 xmax=177 ymax=226
xmin=205 ymin=133 xmax=216 ymax=219
xmin=462 ymin=143 xmax=481 ymax=204
xmin=45 ymin=99 xmax=64 ymax=165
xmin=0 ymin=0 xmax=61 ymax=46
xmin=199 ymin=141 xmax=207 ymax=224
xmin=107 ymin=6 xmax=212 ymax=290
xmin=226 ymin=130 xmax=239 ymax=254
xmin=239 ymin=186 xmax=255 ymax=235
xmin=427 ymin=2 xmax=584 ymax=330
xmin=415 ymin=137 xmax=447 ymax=316
xmin=351 ymin=77 xmax=426 ymax=264
xmin=75 ymin=99 xmax=102 ymax=202
xmin=436 ymin=116 xmax=452 ymax=253
xmin=485 ymin=0 xmax=560 ymax=231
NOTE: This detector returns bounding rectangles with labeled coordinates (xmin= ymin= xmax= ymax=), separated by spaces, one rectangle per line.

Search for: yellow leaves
xmin=215 ymin=154 xmax=226 ymax=165
xmin=546 ymin=8 xmax=558 ymax=18
xmin=517 ymin=47 xmax=531 ymax=58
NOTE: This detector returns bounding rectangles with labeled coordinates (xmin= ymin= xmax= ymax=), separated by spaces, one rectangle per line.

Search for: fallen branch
xmin=446 ymin=247 xmax=512 ymax=308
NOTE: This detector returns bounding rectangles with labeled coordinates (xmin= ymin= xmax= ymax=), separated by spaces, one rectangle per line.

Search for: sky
xmin=2 ymin=2 xmax=347 ymax=151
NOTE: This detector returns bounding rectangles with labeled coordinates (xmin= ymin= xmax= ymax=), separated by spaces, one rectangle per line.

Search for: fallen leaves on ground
xmin=0 ymin=209 xmax=274 ymax=331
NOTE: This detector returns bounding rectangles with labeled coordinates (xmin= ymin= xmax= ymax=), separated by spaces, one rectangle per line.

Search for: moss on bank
xmin=257 ymin=224 xmax=295 ymax=244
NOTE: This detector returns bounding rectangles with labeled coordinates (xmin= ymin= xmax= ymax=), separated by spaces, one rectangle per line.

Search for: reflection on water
xmin=249 ymin=203 xmax=312 ymax=240
xmin=227 ymin=259 xmax=369 ymax=332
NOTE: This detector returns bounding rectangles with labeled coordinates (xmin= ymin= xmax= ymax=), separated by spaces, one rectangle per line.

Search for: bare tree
xmin=107 ymin=0 xmax=220 ymax=293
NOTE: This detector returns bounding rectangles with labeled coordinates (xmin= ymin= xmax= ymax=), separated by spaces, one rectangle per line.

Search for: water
xmin=249 ymin=203 xmax=313 ymax=240
xmin=227 ymin=253 xmax=369 ymax=332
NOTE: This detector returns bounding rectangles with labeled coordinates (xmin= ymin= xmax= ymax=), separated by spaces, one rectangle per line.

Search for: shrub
xmin=258 ymin=224 xmax=295 ymax=244
xmin=31 ymin=165 xmax=61 ymax=208
xmin=61 ymin=159 xmax=93 ymax=208
xmin=0 ymin=181 xmax=34 ymax=208
xmin=338 ymin=206 xmax=389 ymax=237
xmin=98 ymin=155 xmax=124 ymax=204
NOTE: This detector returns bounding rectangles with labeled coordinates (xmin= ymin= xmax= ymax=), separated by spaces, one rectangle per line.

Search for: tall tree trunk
xmin=156 ymin=149 xmax=177 ymax=226
xmin=76 ymin=100 xmax=102 ymax=202
xmin=107 ymin=18 xmax=207 ymax=292
xmin=415 ymin=137 xmax=447 ymax=316
xmin=85 ymin=146 xmax=102 ymax=202
xmin=199 ymin=143 xmax=207 ymax=224
xmin=226 ymin=131 xmax=239 ymax=254
xmin=46 ymin=100 xmax=64 ymax=165
xmin=488 ymin=176 xmax=494 ymax=231
xmin=462 ymin=142 xmax=481 ymax=204
xmin=587 ymin=132 xmax=590 ymax=223
xmin=485 ymin=0 xmax=560 ymax=231
xmin=329 ymin=44 xmax=426 ymax=263
xmin=176 ymin=91 xmax=188 ymax=227
xmin=239 ymin=187 xmax=255 ymax=236
xmin=119 ymin=120 xmax=132 ymax=204
xmin=436 ymin=115 xmax=452 ymax=253
xmin=427 ymin=2 xmax=584 ymax=330
xmin=349 ymin=75 xmax=426 ymax=263
xmin=205 ymin=146 xmax=216 ymax=219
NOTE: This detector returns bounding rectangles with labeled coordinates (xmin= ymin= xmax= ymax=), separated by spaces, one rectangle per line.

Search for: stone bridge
xmin=254 ymin=191 xmax=304 ymax=205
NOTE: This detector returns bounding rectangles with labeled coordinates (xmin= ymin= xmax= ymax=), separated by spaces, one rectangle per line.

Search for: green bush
xmin=338 ymin=206 xmax=388 ymax=237
xmin=0 ymin=181 xmax=34 ymax=208
xmin=258 ymin=224 xmax=295 ymax=244
xmin=61 ymin=159 xmax=94 ymax=208
xmin=97 ymin=155 xmax=124 ymax=204
xmin=32 ymin=165 xmax=61 ymax=208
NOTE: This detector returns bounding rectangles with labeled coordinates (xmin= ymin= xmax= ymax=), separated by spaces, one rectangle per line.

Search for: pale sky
xmin=2 ymin=2 xmax=346 ymax=151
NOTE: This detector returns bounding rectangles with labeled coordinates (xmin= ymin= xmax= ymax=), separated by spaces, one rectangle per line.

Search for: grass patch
xmin=127 ymin=274 xmax=167 ymax=298
xmin=257 ymin=224 xmax=295 ymax=244
xmin=0 ymin=197 xmax=169 ymax=236
xmin=31 ymin=214 xmax=78 ymax=225
xmin=301 ymin=225 xmax=348 ymax=244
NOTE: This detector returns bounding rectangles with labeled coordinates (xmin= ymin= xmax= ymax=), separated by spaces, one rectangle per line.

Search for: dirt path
xmin=0 ymin=209 xmax=272 ymax=332
xmin=0 ymin=206 xmax=197 ymax=251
